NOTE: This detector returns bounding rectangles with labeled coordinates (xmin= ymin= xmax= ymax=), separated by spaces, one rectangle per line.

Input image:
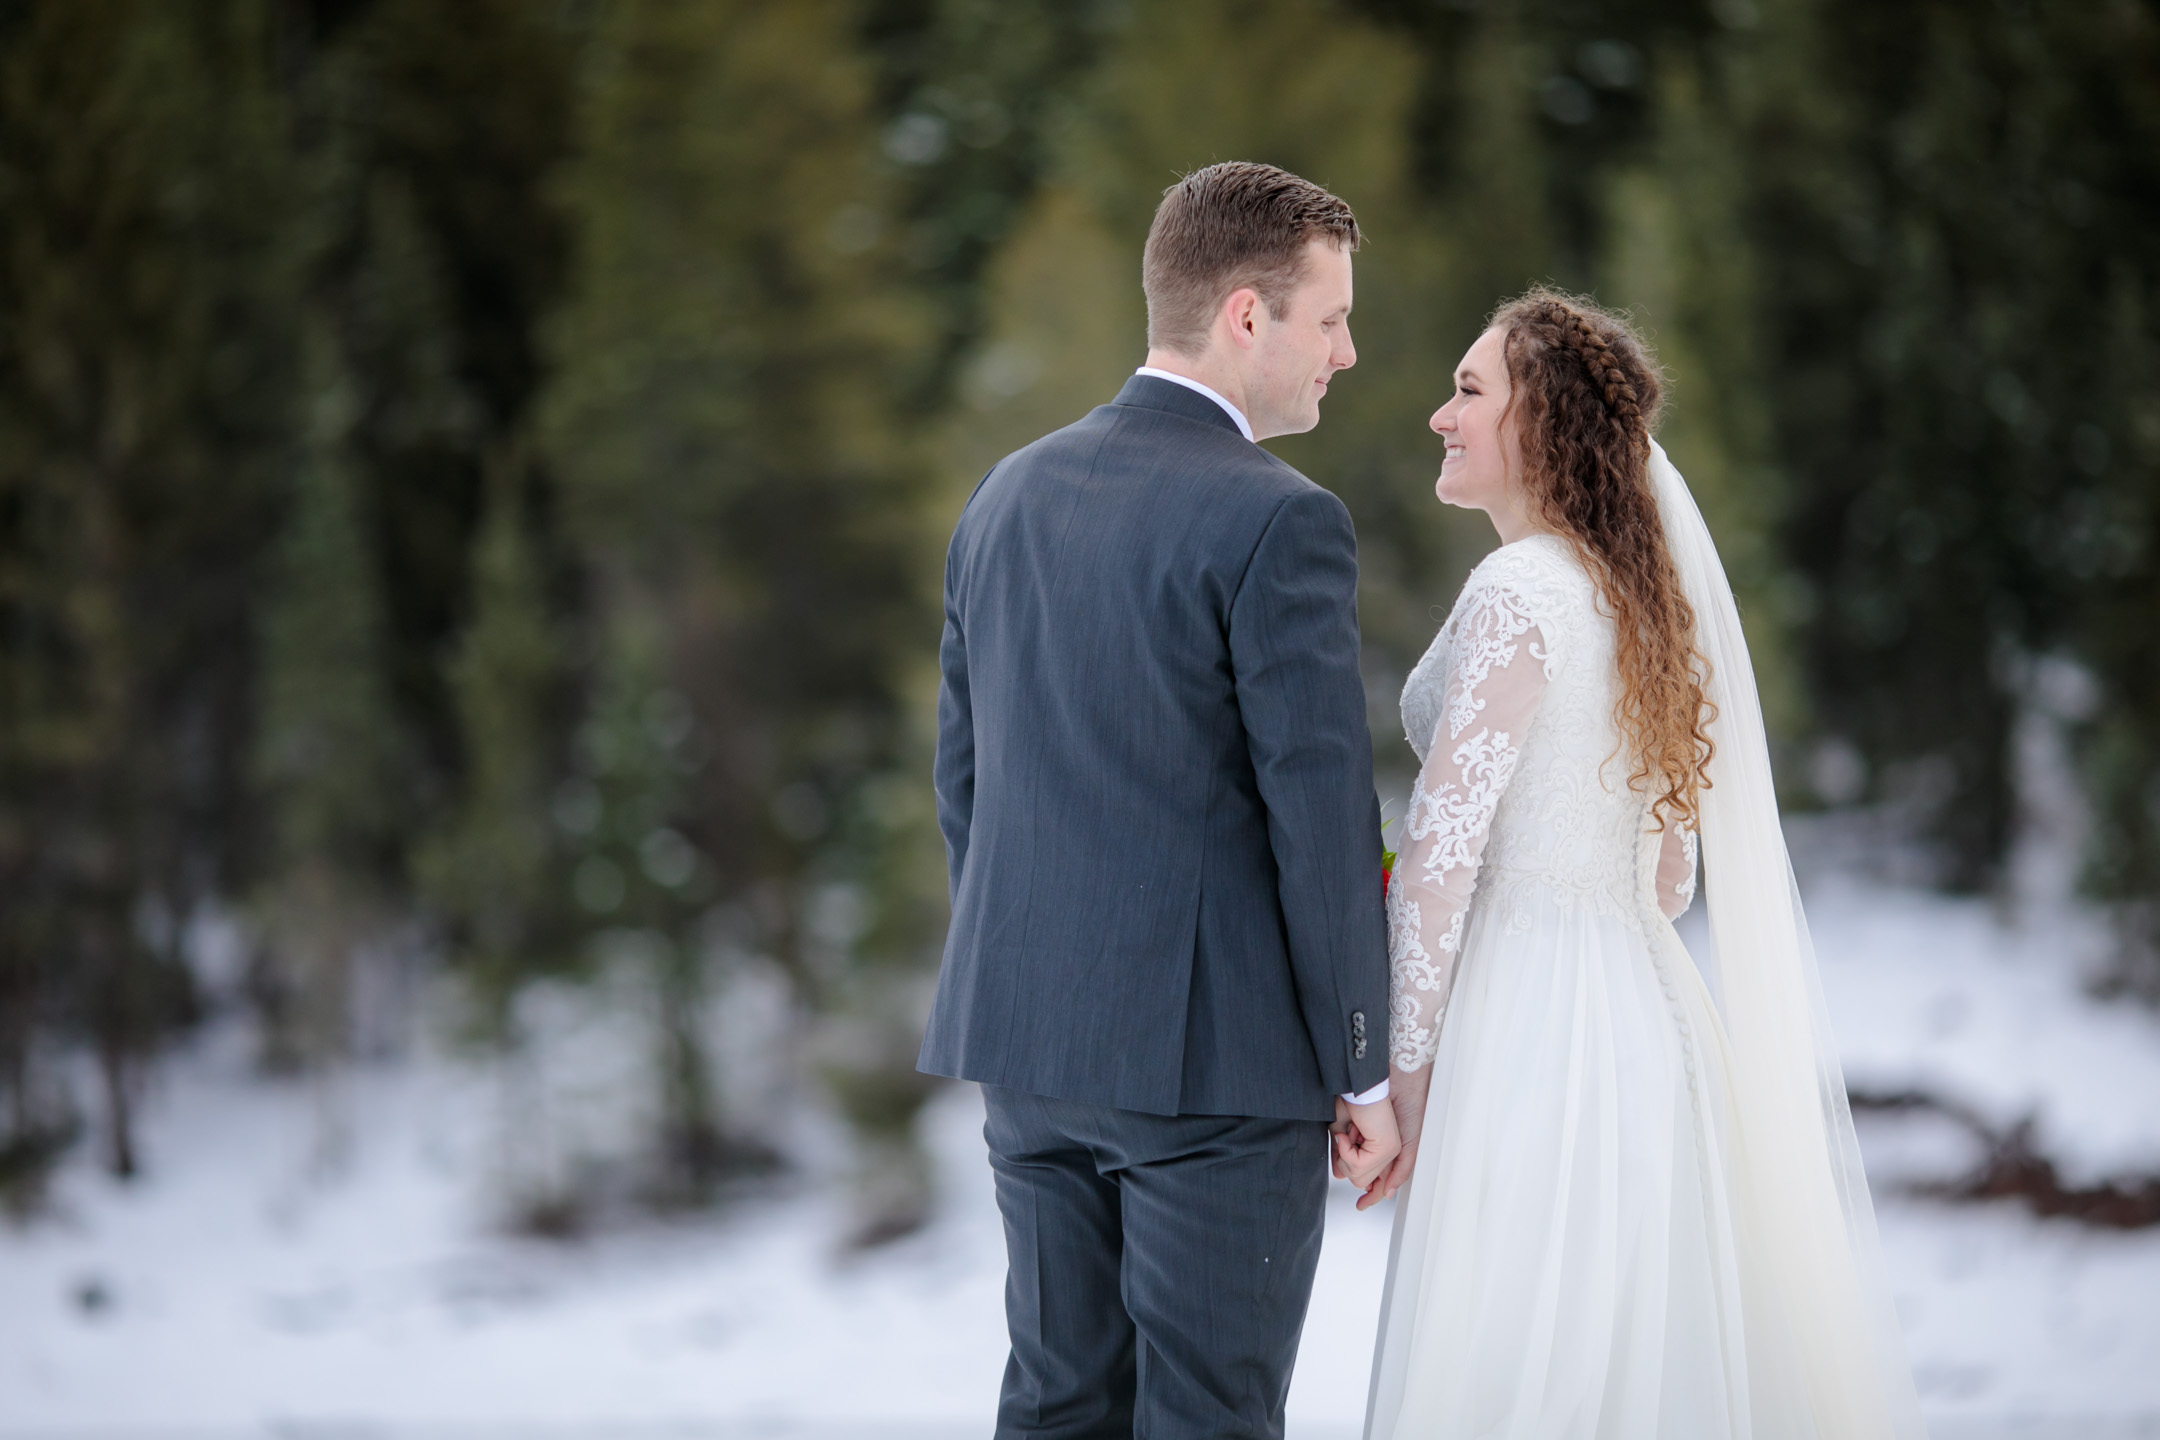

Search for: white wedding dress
xmin=1365 ymin=450 xmax=1928 ymax=1439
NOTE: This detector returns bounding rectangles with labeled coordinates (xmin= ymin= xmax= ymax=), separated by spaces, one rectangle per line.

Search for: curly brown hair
xmin=1490 ymin=287 xmax=1714 ymax=827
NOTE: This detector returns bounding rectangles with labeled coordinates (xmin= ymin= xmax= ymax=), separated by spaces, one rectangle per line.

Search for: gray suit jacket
xmin=919 ymin=375 xmax=1389 ymax=1121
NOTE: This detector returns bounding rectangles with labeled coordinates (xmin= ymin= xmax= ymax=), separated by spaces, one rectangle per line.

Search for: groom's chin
xmin=1274 ymin=402 xmax=1324 ymax=438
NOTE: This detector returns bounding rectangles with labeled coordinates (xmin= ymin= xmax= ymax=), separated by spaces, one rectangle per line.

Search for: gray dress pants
xmin=982 ymin=1086 xmax=1330 ymax=1439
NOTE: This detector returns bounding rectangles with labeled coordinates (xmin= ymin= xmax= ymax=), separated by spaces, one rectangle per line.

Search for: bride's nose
xmin=1429 ymin=406 xmax=1450 ymax=434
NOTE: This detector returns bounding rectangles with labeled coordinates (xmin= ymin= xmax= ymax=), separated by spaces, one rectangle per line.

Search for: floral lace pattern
xmin=1386 ymin=893 xmax=1442 ymax=1072
xmin=1441 ymin=588 xmax=1547 ymax=741
xmin=1388 ymin=535 xmax=1692 ymax=1070
xmin=1387 ymin=720 xmax=1522 ymax=1067
xmin=1406 ymin=726 xmax=1522 ymax=878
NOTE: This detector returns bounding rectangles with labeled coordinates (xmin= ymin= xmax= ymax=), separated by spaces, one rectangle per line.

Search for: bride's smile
xmin=1430 ymin=324 xmax=1537 ymax=543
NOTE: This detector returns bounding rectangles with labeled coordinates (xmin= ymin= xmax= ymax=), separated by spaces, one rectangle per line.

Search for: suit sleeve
xmin=934 ymin=537 xmax=975 ymax=906
xmin=1228 ymin=487 xmax=1390 ymax=1097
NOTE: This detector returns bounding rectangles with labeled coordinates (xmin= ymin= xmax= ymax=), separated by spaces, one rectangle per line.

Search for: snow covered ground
xmin=5 ymin=873 xmax=2160 ymax=1439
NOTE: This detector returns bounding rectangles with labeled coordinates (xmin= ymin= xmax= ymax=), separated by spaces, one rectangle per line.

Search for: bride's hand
xmin=1357 ymin=1063 xmax=1433 ymax=1211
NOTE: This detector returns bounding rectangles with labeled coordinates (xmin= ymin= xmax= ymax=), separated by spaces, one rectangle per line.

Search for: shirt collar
xmin=1133 ymin=366 xmax=1255 ymax=443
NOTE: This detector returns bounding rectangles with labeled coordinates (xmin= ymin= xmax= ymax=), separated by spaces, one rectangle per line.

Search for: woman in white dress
xmin=1360 ymin=290 xmax=1927 ymax=1439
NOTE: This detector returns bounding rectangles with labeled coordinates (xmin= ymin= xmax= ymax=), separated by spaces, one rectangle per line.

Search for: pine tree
xmin=249 ymin=321 xmax=411 ymax=1088
xmin=1730 ymin=0 xmax=2160 ymax=900
xmin=415 ymin=451 xmax=571 ymax=1037
xmin=255 ymin=0 xmax=580 ymax=1065
xmin=283 ymin=0 xmax=579 ymax=804
xmin=858 ymin=0 xmax=1125 ymax=398
xmin=0 ymin=0 xmax=295 ymax=1188
xmin=544 ymin=0 xmax=942 ymax=1235
xmin=556 ymin=592 xmax=745 ymax=1207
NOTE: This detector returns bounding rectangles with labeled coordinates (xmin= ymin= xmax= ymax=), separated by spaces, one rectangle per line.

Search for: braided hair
xmin=1490 ymin=287 xmax=1714 ymax=828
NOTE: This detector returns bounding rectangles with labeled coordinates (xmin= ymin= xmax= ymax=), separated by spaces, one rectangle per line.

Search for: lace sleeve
xmin=1388 ymin=586 xmax=1553 ymax=1071
xmin=1656 ymin=816 xmax=1699 ymax=920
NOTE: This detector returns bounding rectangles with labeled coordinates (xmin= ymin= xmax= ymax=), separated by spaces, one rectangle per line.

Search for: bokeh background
xmin=3 ymin=1 xmax=2159 ymax=1435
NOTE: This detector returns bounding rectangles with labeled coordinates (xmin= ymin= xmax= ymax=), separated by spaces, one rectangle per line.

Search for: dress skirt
xmin=1364 ymin=885 xmax=1821 ymax=1440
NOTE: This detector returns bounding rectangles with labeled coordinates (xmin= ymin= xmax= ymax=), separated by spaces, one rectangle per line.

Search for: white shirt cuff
xmin=1341 ymin=1079 xmax=1391 ymax=1106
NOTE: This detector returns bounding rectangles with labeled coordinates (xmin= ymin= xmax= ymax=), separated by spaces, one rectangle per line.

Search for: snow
xmin=6 ymin=876 xmax=2160 ymax=1439
xmin=1809 ymin=876 xmax=2160 ymax=1183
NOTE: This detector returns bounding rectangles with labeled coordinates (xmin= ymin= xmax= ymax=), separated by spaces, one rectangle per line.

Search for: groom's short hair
xmin=1143 ymin=162 xmax=1361 ymax=356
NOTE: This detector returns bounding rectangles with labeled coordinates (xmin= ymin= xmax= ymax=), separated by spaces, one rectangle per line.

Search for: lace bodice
xmin=1388 ymin=535 xmax=1697 ymax=1071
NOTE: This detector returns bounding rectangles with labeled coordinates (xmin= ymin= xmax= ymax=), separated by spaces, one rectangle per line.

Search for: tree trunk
xmin=98 ymin=1036 xmax=136 ymax=1181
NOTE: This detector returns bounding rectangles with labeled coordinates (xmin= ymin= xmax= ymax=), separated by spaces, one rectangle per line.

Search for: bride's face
xmin=1430 ymin=327 xmax=1522 ymax=517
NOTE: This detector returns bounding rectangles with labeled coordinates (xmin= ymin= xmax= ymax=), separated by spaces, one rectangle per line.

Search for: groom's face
xmin=1245 ymin=239 xmax=1356 ymax=439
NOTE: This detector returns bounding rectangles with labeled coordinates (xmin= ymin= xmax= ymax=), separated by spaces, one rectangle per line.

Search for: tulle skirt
xmin=1364 ymin=886 xmax=1823 ymax=1440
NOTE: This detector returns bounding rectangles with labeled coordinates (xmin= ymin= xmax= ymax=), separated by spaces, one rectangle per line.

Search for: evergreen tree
xmin=283 ymin=0 xmax=579 ymax=799
xmin=0 ymin=0 xmax=294 ymax=1188
xmin=415 ymin=451 xmax=571 ymax=1037
xmin=858 ymin=0 xmax=1125 ymax=398
xmin=1731 ymin=0 xmax=2160 ymax=899
xmin=248 ymin=322 xmax=411 ymax=1085
xmin=544 ymin=0 xmax=944 ymax=1237
xmin=555 ymin=592 xmax=743 ymax=1206
xmin=259 ymin=0 xmax=582 ymax=1065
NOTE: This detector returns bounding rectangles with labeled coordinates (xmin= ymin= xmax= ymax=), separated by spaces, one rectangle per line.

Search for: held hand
xmin=1332 ymin=1093 xmax=1401 ymax=1194
xmin=1357 ymin=1064 xmax=1433 ymax=1211
xmin=1331 ymin=1097 xmax=1351 ymax=1181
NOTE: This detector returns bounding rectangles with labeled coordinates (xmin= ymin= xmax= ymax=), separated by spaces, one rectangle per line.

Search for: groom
xmin=921 ymin=162 xmax=1396 ymax=1439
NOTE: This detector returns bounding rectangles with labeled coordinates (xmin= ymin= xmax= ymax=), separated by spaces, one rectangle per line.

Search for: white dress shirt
xmin=1133 ymin=366 xmax=1255 ymax=442
xmin=1130 ymin=369 xmax=1390 ymax=1110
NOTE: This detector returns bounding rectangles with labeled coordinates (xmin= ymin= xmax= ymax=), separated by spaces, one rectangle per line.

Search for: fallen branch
xmin=1848 ymin=1087 xmax=2160 ymax=1230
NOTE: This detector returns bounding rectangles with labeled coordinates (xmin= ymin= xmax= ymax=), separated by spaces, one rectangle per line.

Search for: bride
xmin=1360 ymin=289 xmax=1928 ymax=1438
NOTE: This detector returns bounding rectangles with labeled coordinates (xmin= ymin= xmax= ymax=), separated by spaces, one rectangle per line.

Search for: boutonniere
xmin=1381 ymin=816 xmax=1398 ymax=897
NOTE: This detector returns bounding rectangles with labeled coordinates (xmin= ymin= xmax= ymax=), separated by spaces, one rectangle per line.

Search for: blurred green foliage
xmin=2 ymin=0 xmax=2157 ymax=1229
xmin=1738 ymin=0 xmax=2160 ymax=897
xmin=0 ymin=0 xmax=293 ymax=1185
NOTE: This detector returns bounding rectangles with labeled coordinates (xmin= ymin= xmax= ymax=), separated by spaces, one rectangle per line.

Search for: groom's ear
xmin=1220 ymin=286 xmax=1265 ymax=350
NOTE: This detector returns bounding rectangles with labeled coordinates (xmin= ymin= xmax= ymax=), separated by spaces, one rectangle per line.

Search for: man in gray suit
xmin=921 ymin=162 xmax=1397 ymax=1439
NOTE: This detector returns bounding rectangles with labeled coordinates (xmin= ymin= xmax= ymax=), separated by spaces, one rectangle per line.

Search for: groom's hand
xmin=1331 ymin=1094 xmax=1401 ymax=1194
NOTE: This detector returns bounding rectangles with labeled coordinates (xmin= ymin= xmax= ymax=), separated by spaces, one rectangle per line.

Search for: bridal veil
xmin=1650 ymin=441 xmax=1927 ymax=1438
